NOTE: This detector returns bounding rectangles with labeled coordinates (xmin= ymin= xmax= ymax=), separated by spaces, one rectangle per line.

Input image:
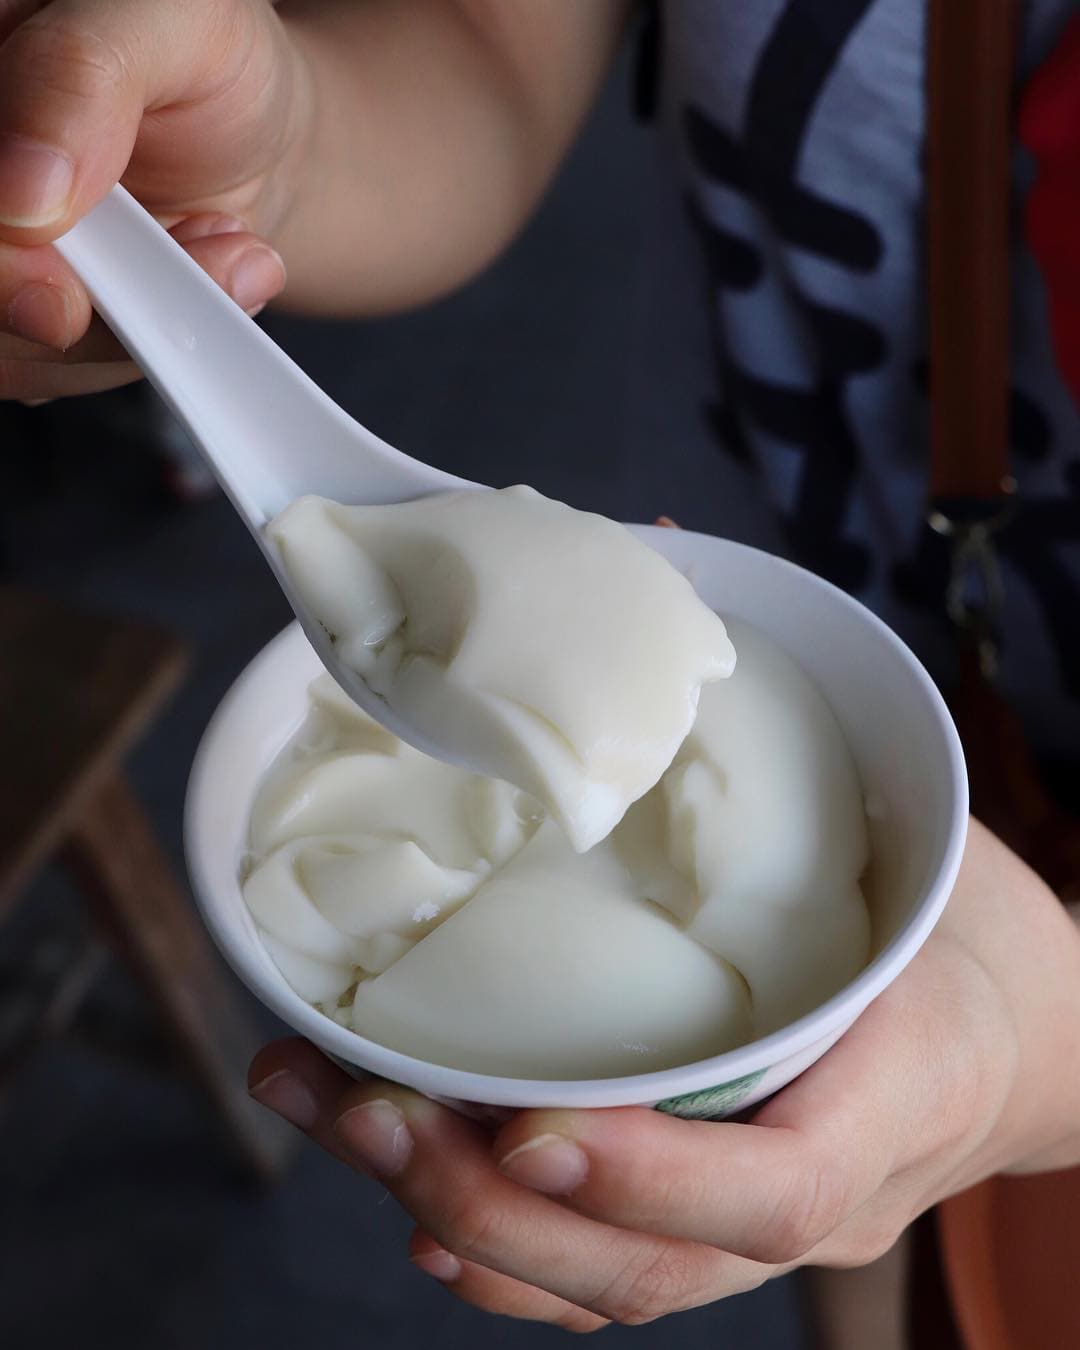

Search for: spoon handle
xmin=54 ymin=186 xmax=458 ymax=525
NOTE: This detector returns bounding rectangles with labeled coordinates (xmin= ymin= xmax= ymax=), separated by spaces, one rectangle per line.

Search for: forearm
xmin=271 ymin=0 xmax=629 ymax=315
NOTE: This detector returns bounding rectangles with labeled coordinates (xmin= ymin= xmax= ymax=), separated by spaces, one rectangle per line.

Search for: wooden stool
xmin=0 ymin=587 xmax=295 ymax=1180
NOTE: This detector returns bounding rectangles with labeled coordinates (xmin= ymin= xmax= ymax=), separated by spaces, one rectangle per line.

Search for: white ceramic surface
xmin=54 ymin=186 xmax=485 ymax=768
xmin=185 ymin=526 xmax=968 ymax=1120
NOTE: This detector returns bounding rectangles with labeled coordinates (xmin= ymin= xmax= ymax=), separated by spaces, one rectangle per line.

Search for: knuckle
xmin=438 ymin=1195 xmax=503 ymax=1266
xmin=918 ymin=953 xmax=1017 ymax=1161
xmin=599 ymin=1247 xmax=701 ymax=1327
xmin=942 ymin=1043 xmax=1001 ymax=1152
xmin=860 ymin=1223 xmax=907 ymax=1266
xmin=641 ymin=1165 xmax=699 ymax=1226
xmin=10 ymin=17 xmax=131 ymax=105
xmin=751 ymin=1154 xmax=849 ymax=1264
xmin=823 ymin=1216 xmax=908 ymax=1269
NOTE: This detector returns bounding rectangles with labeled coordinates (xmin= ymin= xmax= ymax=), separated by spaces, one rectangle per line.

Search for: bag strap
xmin=927 ymin=0 xmax=1017 ymax=506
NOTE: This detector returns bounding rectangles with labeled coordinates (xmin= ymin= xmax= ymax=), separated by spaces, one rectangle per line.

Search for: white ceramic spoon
xmin=55 ymin=184 xmax=479 ymax=760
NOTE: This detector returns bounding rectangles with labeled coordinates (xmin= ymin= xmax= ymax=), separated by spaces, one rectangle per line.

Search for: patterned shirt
xmin=652 ymin=0 xmax=1080 ymax=765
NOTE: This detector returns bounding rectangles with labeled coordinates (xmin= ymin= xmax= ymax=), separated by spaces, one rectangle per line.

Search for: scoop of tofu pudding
xmin=266 ymin=486 xmax=736 ymax=852
xmin=248 ymin=487 xmax=870 ymax=1079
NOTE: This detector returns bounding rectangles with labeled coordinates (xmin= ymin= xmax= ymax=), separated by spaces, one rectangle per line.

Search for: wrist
xmin=994 ymin=883 xmax=1080 ymax=1175
xmin=932 ymin=823 xmax=1080 ymax=1185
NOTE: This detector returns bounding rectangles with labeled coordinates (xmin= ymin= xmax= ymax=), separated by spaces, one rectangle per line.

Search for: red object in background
xmin=1020 ymin=15 xmax=1080 ymax=410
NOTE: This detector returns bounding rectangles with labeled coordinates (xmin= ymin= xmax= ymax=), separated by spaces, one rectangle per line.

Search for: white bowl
xmin=185 ymin=526 xmax=967 ymax=1121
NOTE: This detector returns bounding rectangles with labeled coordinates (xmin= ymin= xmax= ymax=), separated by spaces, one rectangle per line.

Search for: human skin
xmin=0 ymin=0 xmax=626 ymax=398
xmin=5 ymin=4 xmax=1080 ymax=1329
xmin=248 ymin=820 xmax=1080 ymax=1330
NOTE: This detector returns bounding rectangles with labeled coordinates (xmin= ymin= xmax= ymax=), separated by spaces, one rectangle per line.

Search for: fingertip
xmin=246 ymin=1035 xmax=321 ymax=1091
xmin=408 ymin=1228 xmax=443 ymax=1260
xmin=492 ymin=1109 xmax=603 ymax=1195
xmin=336 ymin=1077 xmax=447 ymax=1127
xmin=408 ymin=1227 xmax=609 ymax=1331
xmin=0 ymin=134 xmax=74 ymax=233
xmin=6 ymin=278 xmax=87 ymax=349
xmin=493 ymin=1106 xmax=635 ymax=1160
xmin=0 ymin=14 xmax=144 ymax=242
xmin=333 ymin=1096 xmax=415 ymax=1180
xmin=411 ymin=1248 xmax=464 ymax=1283
xmin=497 ymin=1133 xmax=589 ymax=1196
xmin=229 ymin=244 xmax=286 ymax=311
xmin=409 ymin=1230 xmax=462 ymax=1283
xmin=248 ymin=1067 xmax=319 ymax=1132
xmin=178 ymin=234 xmax=287 ymax=312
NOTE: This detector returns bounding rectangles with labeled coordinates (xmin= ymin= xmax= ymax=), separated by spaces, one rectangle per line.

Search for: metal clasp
xmin=927 ymin=492 xmax=1015 ymax=678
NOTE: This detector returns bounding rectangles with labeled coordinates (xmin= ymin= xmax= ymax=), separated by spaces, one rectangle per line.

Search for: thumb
xmin=0 ymin=0 xmax=231 ymax=241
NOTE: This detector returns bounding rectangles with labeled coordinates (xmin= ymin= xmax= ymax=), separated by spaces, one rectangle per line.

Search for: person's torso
xmin=654 ymin=0 xmax=1080 ymax=763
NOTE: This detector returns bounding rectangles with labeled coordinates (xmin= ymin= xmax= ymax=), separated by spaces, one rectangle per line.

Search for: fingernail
xmin=411 ymin=1248 xmax=462 ymax=1283
xmin=497 ymin=1133 xmax=589 ymax=1195
xmin=230 ymin=245 xmax=286 ymax=311
xmin=7 ymin=282 xmax=72 ymax=348
xmin=334 ymin=1098 xmax=413 ymax=1178
xmin=0 ymin=136 xmax=74 ymax=227
xmin=248 ymin=1069 xmax=318 ymax=1130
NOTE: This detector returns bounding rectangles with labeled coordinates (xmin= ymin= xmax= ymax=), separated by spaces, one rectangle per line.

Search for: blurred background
xmin=0 ymin=52 xmax=805 ymax=1350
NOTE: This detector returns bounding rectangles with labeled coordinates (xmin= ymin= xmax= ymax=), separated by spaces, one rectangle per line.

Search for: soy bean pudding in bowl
xmin=185 ymin=498 xmax=967 ymax=1121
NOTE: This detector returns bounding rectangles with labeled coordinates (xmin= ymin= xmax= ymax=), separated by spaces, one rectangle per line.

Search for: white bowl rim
xmin=184 ymin=526 xmax=968 ymax=1108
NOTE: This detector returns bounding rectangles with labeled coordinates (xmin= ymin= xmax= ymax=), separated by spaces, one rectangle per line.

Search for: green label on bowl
xmin=654 ymin=1070 xmax=766 ymax=1120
